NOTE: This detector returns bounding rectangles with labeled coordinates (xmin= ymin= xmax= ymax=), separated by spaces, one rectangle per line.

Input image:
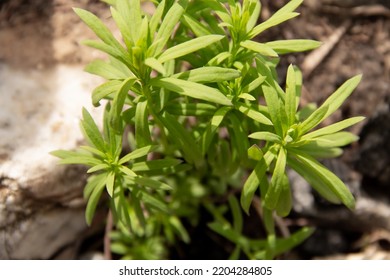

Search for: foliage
xmin=51 ymin=0 xmax=364 ymax=259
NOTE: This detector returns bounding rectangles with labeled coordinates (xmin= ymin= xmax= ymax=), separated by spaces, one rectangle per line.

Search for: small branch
xmin=322 ymin=4 xmax=390 ymax=17
xmin=104 ymin=210 xmax=113 ymax=260
xmin=274 ymin=215 xmax=290 ymax=238
xmin=252 ymin=196 xmax=290 ymax=238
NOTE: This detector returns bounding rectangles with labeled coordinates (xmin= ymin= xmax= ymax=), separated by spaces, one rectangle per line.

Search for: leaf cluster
xmin=52 ymin=0 xmax=364 ymax=259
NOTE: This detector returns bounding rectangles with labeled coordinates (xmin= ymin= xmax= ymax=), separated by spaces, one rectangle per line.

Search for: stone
xmin=0 ymin=64 xmax=103 ymax=259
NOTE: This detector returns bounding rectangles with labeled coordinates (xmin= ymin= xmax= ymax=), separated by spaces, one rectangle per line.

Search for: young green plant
xmin=52 ymin=0 xmax=363 ymax=259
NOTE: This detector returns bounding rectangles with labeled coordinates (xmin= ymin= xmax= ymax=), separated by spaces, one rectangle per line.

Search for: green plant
xmin=52 ymin=0 xmax=364 ymax=259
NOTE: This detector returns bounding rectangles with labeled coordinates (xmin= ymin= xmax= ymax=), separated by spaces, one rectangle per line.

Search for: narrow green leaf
xmin=249 ymin=12 xmax=299 ymax=39
xmin=229 ymin=111 xmax=250 ymax=162
xmin=236 ymin=102 xmax=272 ymax=126
xmin=135 ymin=100 xmax=152 ymax=147
xmin=302 ymin=116 xmax=365 ymax=140
xmin=122 ymin=107 xmax=136 ymax=125
xmin=145 ymin=57 xmax=166 ymax=75
xmin=285 ymin=64 xmax=297 ymax=127
xmin=205 ymin=9 xmax=228 ymax=38
xmin=289 ymin=146 xmax=343 ymax=159
xmin=262 ymin=83 xmax=283 ymax=135
xmin=303 ymin=132 xmax=359 ymax=149
xmin=135 ymin=163 xmax=192 ymax=177
xmin=264 ymin=147 xmax=286 ymax=210
xmin=202 ymin=107 xmax=231 ymax=154
xmin=208 ymin=222 xmax=242 ymax=248
xmin=91 ymin=80 xmax=122 ymax=107
xmin=130 ymin=188 xmax=146 ymax=231
xmin=110 ymin=6 xmax=133 ymax=50
xmin=118 ymin=145 xmax=158 ymax=165
xmin=81 ymin=108 xmax=106 ymax=151
xmin=83 ymin=40 xmax=134 ymax=72
xmin=241 ymin=150 xmax=275 ymax=214
xmin=136 ymin=12 xmax=149 ymax=46
xmin=228 ymin=195 xmax=243 ymax=233
xmin=255 ymin=56 xmax=286 ymax=99
xmin=150 ymin=77 xmax=232 ymax=106
xmin=243 ymin=75 xmax=266 ymax=93
xmin=110 ymin=77 xmax=137 ymax=133
xmin=111 ymin=54 xmax=135 ymax=75
xmin=278 ymin=98 xmax=289 ymax=134
xmin=238 ymin=93 xmax=256 ymax=101
xmin=275 ymin=173 xmax=292 ymax=217
xmin=129 ymin=176 xmax=172 ymax=191
xmin=306 ymin=75 xmax=362 ymax=132
xmin=140 ymin=190 xmax=170 ymax=213
xmin=290 ymin=65 xmax=303 ymax=111
xmin=240 ymin=40 xmax=278 ymax=57
xmin=51 ymin=150 xmax=81 ymax=160
xmin=156 ymin=112 xmax=203 ymax=167
xmin=169 ymin=216 xmax=190 ymax=243
xmin=213 ymin=139 xmax=235 ymax=176
xmin=266 ymin=40 xmax=321 ymax=54
xmin=116 ymin=0 xmax=141 ymax=45
xmin=171 ymin=67 xmax=241 ymax=83
xmin=65 ymin=147 xmax=110 ymax=165
xmin=207 ymin=52 xmax=232 ymax=66
xmin=287 ymin=155 xmax=340 ymax=202
xmin=85 ymin=60 xmax=129 ymax=80
xmin=297 ymin=103 xmax=317 ymax=122
xmin=84 ymin=173 xmax=107 ymax=199
xmin=299 ymin=104 xmax=329 ymax=135
xmin=56 ymin=154 xmax=102 ymax=167
xmin=106 ymin=171 xmax=115 ymax=197
xmin=87 ymin=163 xmax=109 ymax=173
xmin=112 ymin=187 xmax=133 ymax=231
xmin=131 ymin=158 xmax=182 ymax=172
xmin=290 ymin=152 xmax=355 ymax=209
xmin=158 ymin=35 xmax=224 ymax=63
xmin=249 ymin=132 xmax=282 ymax=143
xmin=182 ymin=14 xmax=212 ymax=37
xmin=246 ymin=0 xmax=261 ymax=31
xmin=149 ymin=0 xmax=166 ymax=37
xmin=274 ymin=227 xmax=314 ymax=256
xmin=105 ymin=106 xmax=123 ymax=159
xmin=85 ymin=175 xmax=106 ymax=225
xmin=164 ymin=103 xmax=216 ymax=116
xmin=118 ymin=165 xmax=137 ymax=177
xmin=73 ymin=8 xmax=123 ymax=50
xmin=110 ymin=242 xmax=129 ymax=255
xmin=262 ymin=204 xmax=275 ymax=234
xmin=214 ymin=9 xmax=233 ymax=26
xmin=151 ymin=0 xmax=188 ymax=56
xmin=274 ymin=0 xmax=303 ymax=16
xmin=248 ymin=144 xmax=263 ymax=161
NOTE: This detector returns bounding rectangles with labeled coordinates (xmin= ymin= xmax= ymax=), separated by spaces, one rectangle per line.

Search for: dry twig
xmin=104 ymin=210 xmax=113 ymax=260
xmin=302 ymin=20 xmax=351 ymax=78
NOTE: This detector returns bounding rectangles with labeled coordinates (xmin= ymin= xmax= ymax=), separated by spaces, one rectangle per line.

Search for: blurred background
xmin=0 ymin=0 xmax=389 ymax=259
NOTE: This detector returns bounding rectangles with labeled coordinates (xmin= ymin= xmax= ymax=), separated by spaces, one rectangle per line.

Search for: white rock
xmin=0 ymin=64 xmax=104 ymax=259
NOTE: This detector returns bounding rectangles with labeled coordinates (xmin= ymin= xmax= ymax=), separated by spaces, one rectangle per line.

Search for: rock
xmin=290 ymin=153 xmax=390 ymax=231
xmin=0 ymin=64 xmax=103 ymax=259
xmin=0 ymin=208 xmax=86 ymax=259
xmin=355 ymin=100 xmax=390 ymax=192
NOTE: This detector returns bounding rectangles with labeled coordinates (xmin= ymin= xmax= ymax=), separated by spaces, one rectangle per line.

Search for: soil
xmin=1 ymin=0 xmax=389 ymax=259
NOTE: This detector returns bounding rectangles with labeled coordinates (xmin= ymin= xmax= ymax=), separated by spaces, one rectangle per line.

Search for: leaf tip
xmin=72 ymin=7 xmax=85 ymax=17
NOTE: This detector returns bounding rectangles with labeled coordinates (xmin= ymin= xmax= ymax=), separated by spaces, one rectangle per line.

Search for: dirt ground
xmin=1 ymin=0 xmax=389 ymax=259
